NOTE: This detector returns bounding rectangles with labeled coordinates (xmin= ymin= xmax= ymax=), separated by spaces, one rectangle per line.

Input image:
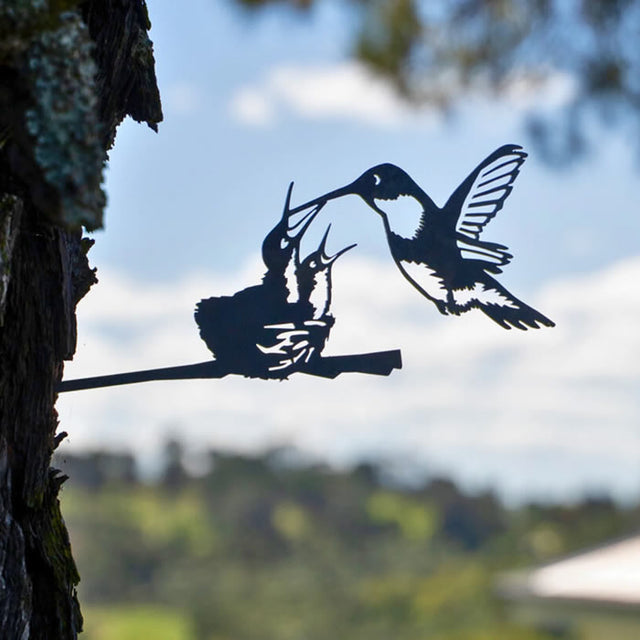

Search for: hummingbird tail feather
xmin=451 ymin=276 xmax=554 ymax=330
xmin=479 ymin=302 xmax=554 ymax=330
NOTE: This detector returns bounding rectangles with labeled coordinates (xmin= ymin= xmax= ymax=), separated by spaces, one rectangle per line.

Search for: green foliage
xmin=58 ymin=447 xmax=640 ymax=640
xmin=356 ymin=0 xmax=422 ymax=94
xmin=82 ymin=605 xmax=191 ymax=640
xmin=367 ymin=490 xmax=438 ymax=541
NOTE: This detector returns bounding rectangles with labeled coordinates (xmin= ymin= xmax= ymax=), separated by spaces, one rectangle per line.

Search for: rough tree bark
xmin=0 ymin=2 xmax=162 ymax=638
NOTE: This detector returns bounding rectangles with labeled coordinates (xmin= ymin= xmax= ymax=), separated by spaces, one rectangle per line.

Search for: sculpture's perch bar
xmin=57 ymin=350 xmax=403 ymax=393
xmin=57 ymin=361 xmax=229 ymax=392
xmin=302 ymin=350 xmax=402 ymax=379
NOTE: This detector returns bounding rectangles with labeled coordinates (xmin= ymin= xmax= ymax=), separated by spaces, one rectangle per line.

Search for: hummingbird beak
xmin=288 ymin=180 xmax=360 ymax=215
xmin=282 ymin=182 xmax=325 ymax=240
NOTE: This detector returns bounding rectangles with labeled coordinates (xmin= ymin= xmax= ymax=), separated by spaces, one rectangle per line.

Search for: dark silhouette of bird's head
xmin=355 ymin=164 xmax=424 ymax=204
xmin=296 ymin=224 xmax=356 ymax=318
xmin=262 ymin=182 xmax=325 ymax=276
xmin=297 ymin=223 xmax=357 ymax=274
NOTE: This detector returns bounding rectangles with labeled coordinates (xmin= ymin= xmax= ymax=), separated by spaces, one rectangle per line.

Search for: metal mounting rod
xmin=57 ymin=350 xmax=402 ymax=392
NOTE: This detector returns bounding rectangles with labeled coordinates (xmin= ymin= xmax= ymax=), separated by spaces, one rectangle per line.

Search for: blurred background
xmin=54 ymin=1 xmax=640 ymax=638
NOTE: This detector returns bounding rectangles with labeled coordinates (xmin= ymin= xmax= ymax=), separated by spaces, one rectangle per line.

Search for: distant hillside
xmin=55 ymin=443 xmax=640 ymax=640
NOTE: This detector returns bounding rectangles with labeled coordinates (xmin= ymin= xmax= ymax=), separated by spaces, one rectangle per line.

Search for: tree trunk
xmin=0 ymin=2 xmax=162 ymax=638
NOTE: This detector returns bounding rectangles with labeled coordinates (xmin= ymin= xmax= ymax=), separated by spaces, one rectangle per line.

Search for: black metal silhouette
xmin=253 ymin=226 xmax=357 ymax=375
xmin=194 ymin=186 xmax=376 ymax=379
xmin=289 ymin=145 xmax=554 ymax=330
xmin=58 ymin=185 xmax=401 ymax=392
xmin=295 ymin=224 xmax=356 ymax=321
xmin=57 ymin=144 xmax=554 ymax=393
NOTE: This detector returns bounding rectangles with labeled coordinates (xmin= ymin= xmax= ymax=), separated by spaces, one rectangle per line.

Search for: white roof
xmin=525 ymin=535 xmax=640 ymax=605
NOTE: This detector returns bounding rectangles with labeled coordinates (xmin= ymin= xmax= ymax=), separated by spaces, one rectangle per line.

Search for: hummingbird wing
xmin=444 ymin=144 xmax=527 ymax=269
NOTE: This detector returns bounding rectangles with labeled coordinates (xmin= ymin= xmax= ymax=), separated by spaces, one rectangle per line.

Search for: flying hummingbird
xmin=288 ymin=145 xmax=554 ymax=330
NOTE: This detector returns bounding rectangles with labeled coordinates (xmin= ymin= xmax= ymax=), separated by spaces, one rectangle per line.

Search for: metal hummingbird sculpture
xmin=58 ymin=144 xmax=553 ymax=393
xmin=288 ymin=144 xmax=554 ymax=330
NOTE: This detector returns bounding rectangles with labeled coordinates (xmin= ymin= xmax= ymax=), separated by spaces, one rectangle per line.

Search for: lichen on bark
xmin=24 ymin=11 xmax=106 ymax=230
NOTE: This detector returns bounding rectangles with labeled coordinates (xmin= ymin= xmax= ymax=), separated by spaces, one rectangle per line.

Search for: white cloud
xmin=229 ymin=62 xmax=578 ymax=129
xmin=230 ymin=87 xmax=275 ymax=127
xmin=268 ymin=63 xmax=415 ymax=125
xmin=57 ymin=256 xmax=640 ymax=502
xmin=229 ymin=61 xmax=438 ymax=128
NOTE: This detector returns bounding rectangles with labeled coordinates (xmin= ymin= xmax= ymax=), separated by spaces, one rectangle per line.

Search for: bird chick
xmin=295 ymin=224 xmax=356 ymax=320
xmin=195 ymin=184 xmax=327 ymax=378
xmin=261 ymin=182 xmax=324 ymax=300
xmin=258 ymin=225 xmax=356 ymax=373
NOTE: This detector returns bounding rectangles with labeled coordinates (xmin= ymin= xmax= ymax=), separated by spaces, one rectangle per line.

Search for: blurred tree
xmin=54 ymin=451 xmax=137 ymax=490
xmin=61 ymin=447 xmax=639 ymax=640
xmin=0 ymin=2 xmax=161 ymax=638
xmin=420 ymin=479 xmax=506 ymax=550
xmin=233 ymin=0 xmax=640 ymax=159
xmin=161 ymin=439 xmax=189 ymax=491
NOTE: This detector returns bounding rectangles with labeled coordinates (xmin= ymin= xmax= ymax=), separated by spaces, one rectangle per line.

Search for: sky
xmin=56 ymin=0 xmax=640 ymax=503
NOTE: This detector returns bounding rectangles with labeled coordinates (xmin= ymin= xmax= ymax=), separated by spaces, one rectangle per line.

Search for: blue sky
xmin=56 ymin=0 xmax=640 ymax=503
